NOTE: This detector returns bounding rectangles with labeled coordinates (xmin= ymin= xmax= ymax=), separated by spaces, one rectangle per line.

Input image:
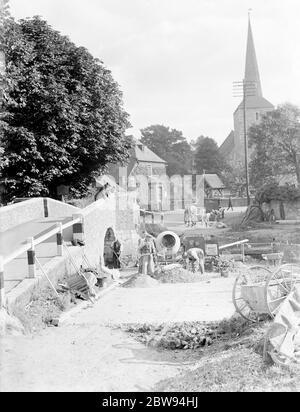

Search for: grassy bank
xmin=123 ymin=316 xmax=300 ymax=392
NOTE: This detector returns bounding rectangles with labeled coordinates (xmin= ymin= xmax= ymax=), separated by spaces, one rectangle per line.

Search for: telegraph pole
xmin=233 ymin=80 xmax=256 ymax=206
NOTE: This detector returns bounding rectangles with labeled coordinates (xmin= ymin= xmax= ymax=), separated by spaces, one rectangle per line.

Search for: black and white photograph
xmin=0 ymin=0 xmax=300 ymax=394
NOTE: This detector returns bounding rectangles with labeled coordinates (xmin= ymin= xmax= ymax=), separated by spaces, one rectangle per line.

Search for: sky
xmin=9 ymin=0 xmax=300 ymax=145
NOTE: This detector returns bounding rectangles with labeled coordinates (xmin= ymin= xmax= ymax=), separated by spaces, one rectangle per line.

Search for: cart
xmin=232 ymin=264 xmax=300 ymax=322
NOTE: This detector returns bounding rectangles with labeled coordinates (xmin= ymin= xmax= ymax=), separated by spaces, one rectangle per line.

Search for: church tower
xmin=220 ymin=16 xmax=274 ymax=166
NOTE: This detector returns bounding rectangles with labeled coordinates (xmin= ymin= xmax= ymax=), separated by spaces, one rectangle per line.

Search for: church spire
xmin=244 ymin=15 xmax=262 ymax=97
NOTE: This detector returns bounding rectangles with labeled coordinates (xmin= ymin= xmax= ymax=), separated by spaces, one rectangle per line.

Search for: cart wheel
xmin=232 ymin=265 xmax=272 ymax=323
xmin=265 ymin=263 xmax=300 ymax=318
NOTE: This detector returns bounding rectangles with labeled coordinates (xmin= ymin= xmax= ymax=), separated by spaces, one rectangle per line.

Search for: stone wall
xmin=134 ymin=163 xmax=166 ymax=176
xmin=81 ymin=191 xmax=140 ymax=268
xmin=46 ymin=198 xmax=80 ymax=218
xmin=0 ymin=198 xmax=80 ymax=233
xmin=0 ymin=199 xmax=44 ymax=233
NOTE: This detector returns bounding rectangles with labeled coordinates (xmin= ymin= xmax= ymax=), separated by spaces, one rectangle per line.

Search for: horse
xmin=184 ymin=205 xmax=197 ymax=227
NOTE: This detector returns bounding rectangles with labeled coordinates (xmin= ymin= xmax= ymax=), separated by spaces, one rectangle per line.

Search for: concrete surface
xmin=66 ymin=278 xmax=236 ymax=325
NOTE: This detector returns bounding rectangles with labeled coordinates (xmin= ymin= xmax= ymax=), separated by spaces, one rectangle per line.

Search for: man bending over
xmin=185 ymin=248 xmax=205 ymax=274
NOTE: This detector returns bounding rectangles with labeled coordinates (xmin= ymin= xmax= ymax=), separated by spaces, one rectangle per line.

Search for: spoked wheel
xmin=265 ymin=263 xmax=300 ymax=318
xmin=233 ymin=266 xmax=273 ymax=322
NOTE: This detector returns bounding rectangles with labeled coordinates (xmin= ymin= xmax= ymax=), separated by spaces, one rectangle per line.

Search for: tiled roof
xmin=204 ymin=174 xmax=226 ymax=189
xmin=134 ymin=143 xmax=167 ymax=164
xmin=219 ymin=131 xmax=234 ymax=158
xmin=234 ymin=96 xmax=274 ymax=113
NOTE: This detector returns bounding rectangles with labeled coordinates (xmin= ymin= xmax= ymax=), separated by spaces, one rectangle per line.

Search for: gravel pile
xmin=122 ymin=274 xmax=159 ymax=288
xmin=153 ymin=264 xmax=202 ymax=284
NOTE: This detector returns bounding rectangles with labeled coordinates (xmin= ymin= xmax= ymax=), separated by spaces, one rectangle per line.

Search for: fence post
xmin=72 ymin=214 xmax=85 ymax=244
xmin=27 ymin=237 xmax=36 ymax=278
xmin=0 ymin=256 xmax=5 ymax=309
xmin=152 ymin=213 xmax=155 ymax=225
xmin=56 ymin=223 xmax=63 ymax=256
xmin=241 ymin=243 xmax=245 ymax=262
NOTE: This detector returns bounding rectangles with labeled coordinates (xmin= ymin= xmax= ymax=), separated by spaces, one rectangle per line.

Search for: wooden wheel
xmin=265 ymin=263 xmax=300 ymax=318
xmin=233 ymin=266 xmax=272 ymax=322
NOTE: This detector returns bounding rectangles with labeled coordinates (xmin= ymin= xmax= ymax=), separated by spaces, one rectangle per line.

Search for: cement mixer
xmin=156 ymin=231 xmax=181 ymax=265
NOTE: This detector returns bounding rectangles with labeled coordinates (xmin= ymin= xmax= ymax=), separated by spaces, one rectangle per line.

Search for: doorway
xmin=103 ymin=228 xmax=116 ymax=268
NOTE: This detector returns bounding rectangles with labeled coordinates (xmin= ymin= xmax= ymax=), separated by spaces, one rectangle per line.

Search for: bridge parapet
xmin=0 ymin=198 xmax=80 ymax=233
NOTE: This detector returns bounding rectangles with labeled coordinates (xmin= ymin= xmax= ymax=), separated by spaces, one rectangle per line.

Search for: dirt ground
xmin=0 ymin=277 xmax=235 ymax=392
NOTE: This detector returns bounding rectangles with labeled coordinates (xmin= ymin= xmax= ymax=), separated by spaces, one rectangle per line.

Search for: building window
xmin=147 ymin=165 xmax=152 ymax=176
xmin=256 ymin=112 xmax=259 ymax=121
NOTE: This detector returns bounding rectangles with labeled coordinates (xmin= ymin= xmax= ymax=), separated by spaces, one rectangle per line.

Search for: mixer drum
xmin=156 ymin=231 xmax=181 ymax=254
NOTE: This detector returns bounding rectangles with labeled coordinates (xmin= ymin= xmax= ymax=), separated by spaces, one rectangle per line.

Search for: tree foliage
xmin=255 ymin=182 xmax=300 ymax=205
xmin=222 ymin=164 xmax=246 ymax=197
xmin=249 ymin=103 xmax=300 ymax=188
xmin=0 ymin=17 xmax=132 ymax=200
xmin=194 ymin=136 xmax=227 ymax=176
xmin=140 ymin=124 xmax=193 ymax=176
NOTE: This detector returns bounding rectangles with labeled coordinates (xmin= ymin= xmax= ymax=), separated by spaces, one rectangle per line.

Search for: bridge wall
xmin=0 ymin=199 xmax=44 ymax=233
xmin=82 ymin=192 xmax=140 ymax=268
xmin=4 ymin=192 xmax=140 ymax=312
xmin=0 ymin=198 xmax=80 ymax=233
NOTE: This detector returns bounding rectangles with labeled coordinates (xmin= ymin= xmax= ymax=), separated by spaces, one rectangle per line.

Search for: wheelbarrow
xmin=232 ymin=264 xmax=300 ymax=322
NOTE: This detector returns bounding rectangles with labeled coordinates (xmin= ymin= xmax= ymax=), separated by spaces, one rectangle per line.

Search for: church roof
xmin=219 ymin=130 xmax=234 ymax=158
xmin=245 ymin=18 xmax=262 ymax=97
xmin=234 ymin=17 xmax=274 ymax=114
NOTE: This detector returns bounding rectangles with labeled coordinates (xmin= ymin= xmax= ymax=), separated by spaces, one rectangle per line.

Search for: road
xmin=162 ymin=208 xmax=246 ymax=232
xmin=0 ymin=277 xmax=235 ymax=392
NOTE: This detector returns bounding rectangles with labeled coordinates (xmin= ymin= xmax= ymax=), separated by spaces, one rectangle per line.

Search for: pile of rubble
xmin=153 ymin=264 xmax=202 ymax=284
xmin=122 ymin=274 xmax=159 ymax=288
xmin=124 ymin=317 xmax=254 ymax=350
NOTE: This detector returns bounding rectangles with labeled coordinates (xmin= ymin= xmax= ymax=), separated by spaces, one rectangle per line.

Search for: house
xmin=108 ymin=141 xmax=168 ymax=211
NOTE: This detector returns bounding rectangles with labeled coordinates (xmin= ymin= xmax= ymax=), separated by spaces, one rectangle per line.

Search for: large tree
xmin=249 ymin=103 xmax=300 ymax=188
xmin=194 ymin=136 xmax=227 ymax=176
xmin=0 ymin=0 xmax=10 ymax=170
xmin=0 ymin=17 xmax=132 ymax=201
xmin=140 ymin=124 xmax=193 ymax=176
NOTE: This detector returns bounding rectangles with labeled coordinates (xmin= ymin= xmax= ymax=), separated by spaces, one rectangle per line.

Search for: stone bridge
xmin=0 ymin=192 xmax=140 ymax=311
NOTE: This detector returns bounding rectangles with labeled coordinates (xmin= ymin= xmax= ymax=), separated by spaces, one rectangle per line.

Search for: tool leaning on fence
xmin=60 ymin=243 xmax=112 ymax=302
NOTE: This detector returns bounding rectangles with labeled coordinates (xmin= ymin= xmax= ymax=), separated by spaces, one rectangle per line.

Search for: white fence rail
xmin=0 ymin=214 xmax=83 ymax=308
xmin=219 ymin=239 xmax=249 ymax=251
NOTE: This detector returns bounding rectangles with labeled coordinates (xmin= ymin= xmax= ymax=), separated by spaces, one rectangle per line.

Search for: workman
xmin=138 ymin=234 xmax=156 ymax=276
xmin=185 ymin=248 xmax=205 ymax=274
